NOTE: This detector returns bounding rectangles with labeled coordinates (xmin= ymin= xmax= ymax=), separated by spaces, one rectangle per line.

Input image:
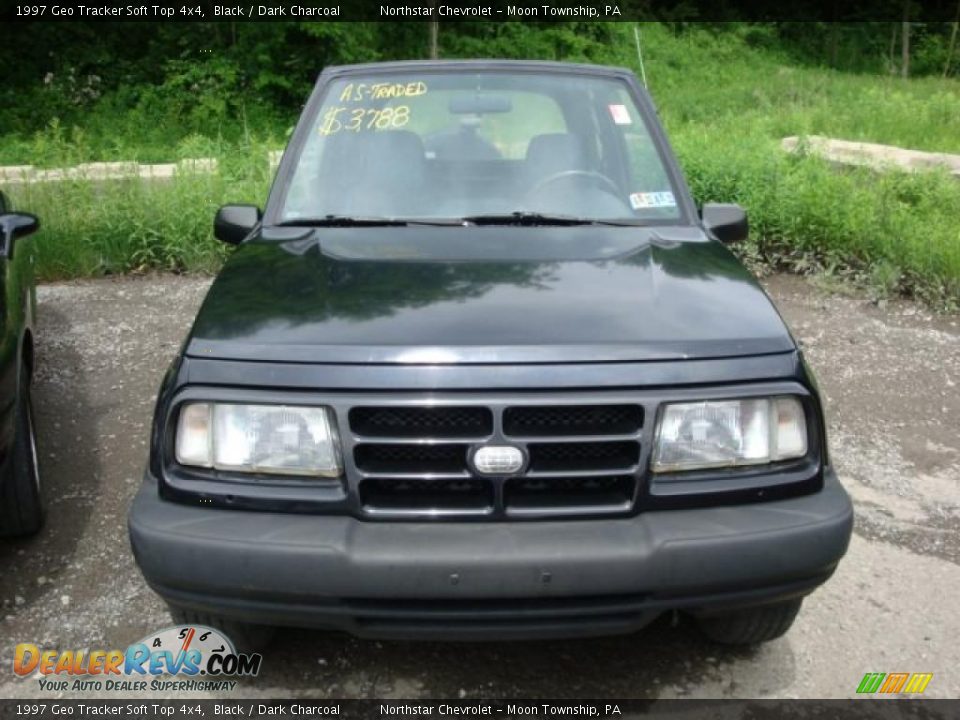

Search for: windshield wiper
xmin=274 ymin=215 xmax=408 ymax=227
xmin=274 ymin=215 xmax=463 ymax=228
xmin=461 ymin=212 xmax=585 ymax=226
xmin=460 ymin=212 xmax=637 ymax=227
xmin=274 ymin=213 xmax=642 ymax=228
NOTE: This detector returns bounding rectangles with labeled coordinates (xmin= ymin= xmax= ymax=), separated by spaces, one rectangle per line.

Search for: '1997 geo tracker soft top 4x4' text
xmin=128 ymin=60 xmax=853 ymax=646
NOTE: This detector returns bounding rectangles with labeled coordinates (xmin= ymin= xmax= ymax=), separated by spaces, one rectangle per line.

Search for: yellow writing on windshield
xmin=318 ymin=105 xmax=411 ymax=136
xmin=339 ymin=81 xmax=428 ymax=103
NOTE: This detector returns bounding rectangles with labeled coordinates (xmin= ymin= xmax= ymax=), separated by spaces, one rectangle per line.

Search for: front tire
xmin=695 ymin=598 xmax=803 ymax=645
xmin=0 ymin=370 xmax=43 ymax=536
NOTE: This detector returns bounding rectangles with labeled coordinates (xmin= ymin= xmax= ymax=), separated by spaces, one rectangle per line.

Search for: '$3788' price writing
xmin=318 ymin=105 xmax=411 ymax=136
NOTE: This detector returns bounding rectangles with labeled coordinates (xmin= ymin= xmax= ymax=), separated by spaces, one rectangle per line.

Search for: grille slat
xmin=355 ymin=444 xmax=469 ymax=475
xmin=505 ymin=475 xmax=635 ymax=512
xmin=528 ymin=441 xmax=639 ymax=472
xmin=350 ymin=406 xmax=492 ymax=438
xmin=503 ymin=405 xmax=643 ymax=437
xmin=360 ymin=478 xmax=492 ymax=513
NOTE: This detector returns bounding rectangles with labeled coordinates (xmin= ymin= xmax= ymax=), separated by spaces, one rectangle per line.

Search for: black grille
xmin=360 ymin=478 xmax=492 ymax=512
xmin=528 ymin=441 xmax=640 ymax=472
xmin=347 ymin=401 xmax=645 ymax=518
xmin=344 ymin=593 xmax=652 ymax=632
xmin=503 ymin=405 xmax=642 ymax=437
xmin=505 ymin=475 xmax=636 ymax=511
xmin=350 ymin=406 xmax=493 ymax=438
xmin=354 ymin=444 xmax=468 ymax=474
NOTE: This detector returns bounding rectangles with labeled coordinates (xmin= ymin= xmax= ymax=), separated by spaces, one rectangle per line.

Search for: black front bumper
xmin=128 ymin=469 xmax=853 ymax=640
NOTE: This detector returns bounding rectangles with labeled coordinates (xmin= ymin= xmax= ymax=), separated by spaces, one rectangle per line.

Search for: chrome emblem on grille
xmin=471 ymin=445 xmax=525 ymax=476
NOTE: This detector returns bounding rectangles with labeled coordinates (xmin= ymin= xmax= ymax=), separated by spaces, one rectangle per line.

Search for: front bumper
xmin=128 ymin=469 xmax=853 ymax=640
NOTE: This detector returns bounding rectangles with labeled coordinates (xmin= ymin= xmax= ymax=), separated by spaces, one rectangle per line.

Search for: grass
xmin=2 ymin=23 xmax=959 ymax=308
xmin=674 ymin=127 xmax=960 ymax=306
xmin=6 ymin=141 xmax=275 ymax=277
xmin=623 ymin=24 xmax=960 ymax=307
xmin=633 ymin=24 xmax=960 ymax=154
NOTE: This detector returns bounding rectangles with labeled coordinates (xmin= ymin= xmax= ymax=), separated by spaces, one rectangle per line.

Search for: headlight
xmin=652 ymin=396 xmax=807 ymax=473
xmin=175 ymin=403 xmax=342 ymax=477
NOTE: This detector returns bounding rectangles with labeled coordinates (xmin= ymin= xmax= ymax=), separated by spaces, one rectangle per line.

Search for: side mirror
xmin=702 ymin=203 xmax=748 ymax=244
xmin=214 ymin=204 xmax=261 ymax=245
xmin=0 ymin=212 xmax=40 ymax=258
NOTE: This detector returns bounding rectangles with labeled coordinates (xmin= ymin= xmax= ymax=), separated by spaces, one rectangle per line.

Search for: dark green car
xmin=0 ymin=190 xmax=41 ymax=536
xmin=129 ymin=61 xmax=853 ymax=646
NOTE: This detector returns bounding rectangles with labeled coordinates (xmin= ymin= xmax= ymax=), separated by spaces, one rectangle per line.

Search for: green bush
xmin=676 ymin=132 xmax=960 ymax=305
xmin=7 ymin=139 xmax=274 ymax=278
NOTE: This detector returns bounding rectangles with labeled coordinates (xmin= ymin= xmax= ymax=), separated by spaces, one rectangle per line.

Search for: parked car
xmin=129 ymin=60 xmax=853 ymax=646
xmin=0 ymin=190 xmax=41 ymax=536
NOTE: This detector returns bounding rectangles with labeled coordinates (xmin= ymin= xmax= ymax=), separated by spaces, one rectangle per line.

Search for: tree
xmin=429 ymin=2 xmax=439 ymax=59
xmin=945 ymin=1 xmax=960 ymax=77
xmin=901 ymin=3 xmax=911 ymax=78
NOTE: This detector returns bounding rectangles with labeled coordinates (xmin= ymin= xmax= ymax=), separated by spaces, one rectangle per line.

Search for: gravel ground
xmin=0 ymin=273 xmax=957 ymax=700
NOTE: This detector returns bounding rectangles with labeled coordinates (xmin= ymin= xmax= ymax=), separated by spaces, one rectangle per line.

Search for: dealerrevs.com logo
xmin=14 ymin=625 xmax=262 ymax=693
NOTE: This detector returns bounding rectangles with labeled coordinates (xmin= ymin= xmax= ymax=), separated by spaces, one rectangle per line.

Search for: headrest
xmin=525 ymin=133 xmax=585 ymax=177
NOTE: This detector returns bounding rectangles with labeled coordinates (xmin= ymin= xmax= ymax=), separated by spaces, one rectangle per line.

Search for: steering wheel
xmin=526 ymin=169 xmax=621 ymax=199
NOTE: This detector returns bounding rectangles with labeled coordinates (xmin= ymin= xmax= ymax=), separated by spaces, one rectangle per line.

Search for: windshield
xmin=279 ymin=70 xmax=682 ymax=224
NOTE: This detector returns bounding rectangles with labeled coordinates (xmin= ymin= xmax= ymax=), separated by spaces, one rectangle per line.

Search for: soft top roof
xmin=320 ymin=59 xmax=636 ymax=80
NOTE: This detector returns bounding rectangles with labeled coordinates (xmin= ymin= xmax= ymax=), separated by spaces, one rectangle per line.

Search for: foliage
xmin=6 ymin=139 xmax=274 ymax=277
xmin=676 ymin=130 xmax=960 ymax=307
xmin=0 ymin=21 xmax=959 ymax=308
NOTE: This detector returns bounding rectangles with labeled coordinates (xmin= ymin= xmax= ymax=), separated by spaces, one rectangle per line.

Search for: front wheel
xmin=0 ymin=370 xmax=43 ymax=536
xmin=695 ymin=598 xmax=803 ymax=645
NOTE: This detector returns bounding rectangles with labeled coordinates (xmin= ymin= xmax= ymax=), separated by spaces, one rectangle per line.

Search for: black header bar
xmin=2 ymin=0 xmax=960 ymax=22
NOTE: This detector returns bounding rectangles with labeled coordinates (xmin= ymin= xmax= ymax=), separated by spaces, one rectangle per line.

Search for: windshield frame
xmin=262 ymin=60 xmax=697 ymax=229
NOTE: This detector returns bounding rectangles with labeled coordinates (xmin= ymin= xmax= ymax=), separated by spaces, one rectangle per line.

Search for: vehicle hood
xmin=185 ymin=226 xmax=795 ymax=364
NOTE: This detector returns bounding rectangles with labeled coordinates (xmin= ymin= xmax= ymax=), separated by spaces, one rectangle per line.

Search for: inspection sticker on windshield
xmin=630 ymin=191 xmax=676 ymax=209
xmin=608 ymin=104 xmax=632 ymax=124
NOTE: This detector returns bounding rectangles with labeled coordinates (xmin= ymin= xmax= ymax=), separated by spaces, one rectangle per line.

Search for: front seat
xmin=522 ymin=133 xmax=626 ymax=216
xmin=317 ymin=130 xmax=427 ymax=218
xmin=524 ymin=133 xmax=586 ymax=188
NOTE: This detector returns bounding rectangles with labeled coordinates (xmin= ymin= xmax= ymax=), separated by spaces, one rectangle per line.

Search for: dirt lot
xmin=0 ymin=273 xmax=957 ymax=699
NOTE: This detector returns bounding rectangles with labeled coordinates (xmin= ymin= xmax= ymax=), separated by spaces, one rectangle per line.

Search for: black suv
xmin=0 ymin=190 xmax=41 ymax=536
xmin=129 ymin=61 xmax=853 ymax=645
